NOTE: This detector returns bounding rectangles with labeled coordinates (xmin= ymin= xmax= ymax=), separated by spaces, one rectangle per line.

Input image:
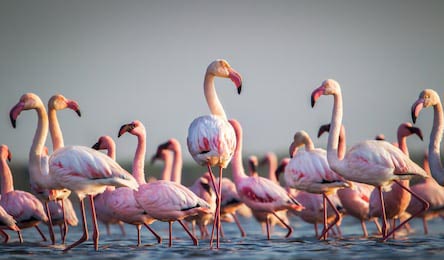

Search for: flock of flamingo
xmin=1 ymin=59 xmax=444 ymax=252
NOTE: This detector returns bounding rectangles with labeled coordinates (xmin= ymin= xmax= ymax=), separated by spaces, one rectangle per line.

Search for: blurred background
xmin=0 ymin=0 xmax=443 ymax=190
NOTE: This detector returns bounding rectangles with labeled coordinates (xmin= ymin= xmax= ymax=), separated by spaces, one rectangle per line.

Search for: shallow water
xmin=1 ymin=215 xmax=443 ymax=260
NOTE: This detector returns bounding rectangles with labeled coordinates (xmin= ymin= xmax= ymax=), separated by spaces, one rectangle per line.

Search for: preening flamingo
xmin=0 ymin=144 xmax=48 ymax=243
xmin=311 ymin=79 xmax=428 ymax=241
xmin=10 ymin=93 xmax=72 ymax=245
xmin=228 ymin=118 xmax=303 ymax=240
xmin=318 ymin=123 xmax=381 ymax=238
xmin=411 ymin=89 xmax=444 ymax=185
xmin=187 ymin=59 xmax=242 ymax=248
xmin=282 ymin=130 xmax=349 ymax=240
xmin=118 ymin=120 xmax=211 ymax=247
xmin=368 ymin=123 xmax=429 ymax=239
xmin=46 ymin=94 xmax=80 ymax=244
xmin=92 ymin=135 xmax=161 ymax=246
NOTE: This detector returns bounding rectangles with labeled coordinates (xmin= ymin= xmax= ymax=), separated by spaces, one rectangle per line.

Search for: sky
xmin=0 ymin=0 xmax=443 ymax=166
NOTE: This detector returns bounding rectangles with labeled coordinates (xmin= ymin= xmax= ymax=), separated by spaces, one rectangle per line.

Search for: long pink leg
xmin=61 ymin=199 xmax=68 ymax=244
xmin=88 ymin=195 xmax=100 ymax=251
xmin=207 ymin=163 xmax=220 ymax=249
xmin=17 ymin=231 xmax=23 ymax=243
xmin=0 ymin=229 xmax=10 ymax=243
xmin=422 ymin=217 xmax=429 ymax=234
xmin=272 ymin=211 xmax=293 ymax=238
xmin=314 ymin=223 xmax=318 ymax=238
xmin=63 ymin=199 xmax=88 ymax=252
xmin=231 ymin=213 xmax=246 ymax=237
xmin=178 ymin=220 xmax=198 ymax=246
xmin=373 ymin=218 xmax=382 ymax=235
xmin=34 ymin=225 xmax=47 ymax=241
xmin=144 ymin=223 xmax=162 ymax=244
xmin=45 ymin=201 xmax=56 ymax=244
xmin=216 ymin=167 xmax=223 ymax=248
xmin=119 ymin=222 xmax=126 ymax=236
xmin=265 ymin=214 xmax=271 ymax=240
xmin=382 ymin=180 xmax=429 ymax=241
xmin=168 ymin=221 xmax=173 ymax=247
xmin=378 ymin=186 xmax=388 ymax=238
xmin=360 ymin=220 xmax=368 ymax=237
xmin=136 ymin=224 xmax=142 ymax=246
xmin=318 ymin=193 xmax=341 ymax=240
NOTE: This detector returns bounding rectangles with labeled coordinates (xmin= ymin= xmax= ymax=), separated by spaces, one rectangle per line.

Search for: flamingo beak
xmin=411 ymin=99 xmax=424 ymax=124
xmin=118 ymin=123 xmax=134 ymax=137
xmin=7 ymin=150 xmax=12 ymax=162
xmin=67 ymin=100 xmax=82 ymax=117
xmin=317 ymin=124 xmax=331 ymax=138
xmin=9 ymin=102 xmax=25 ymax=128
xmin=228 ymin=68 xmax=242 ymax=94
xmin=311 ymin=86 xmax=324 ymax=108
xmin=408 ymin=126 xmax=424 ymax=141
xmin=91 ymin=141 xmax=101 ymax=150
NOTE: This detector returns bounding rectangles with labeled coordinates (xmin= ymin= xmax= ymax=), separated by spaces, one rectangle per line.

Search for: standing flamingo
xmin=368 ymin=122 xmax=429 ymax=239
xmin=228 ymin=118 xmax=303 ymax=240
xmin=92 ymin=135 xmax=161 ymax=246
xmin=10 ymin=93 xmax=139 ymax=251
xmin=187 ymin=59 xmax=242 ymax=248
xmin=0 ymin=144 xmax=49 ymax=243
xmin=411 ymin=89 xmax=444 ymax=185
xmin=46 ymin=94 xmax=80 ymax=244
xmin=118 ymin=120 xmax=211 ymax=247
xmin=282 ymin=130 xmax=349 ymax=240
xmin=10 ymin=93 xmax=72 ymax=245
xmin=0 ymin=204 xmax=20 ymax=243
xmin=318 ymin=123 xmax=382 ymax=238
xmin=311 ymin=79 xmax=429 ymax=241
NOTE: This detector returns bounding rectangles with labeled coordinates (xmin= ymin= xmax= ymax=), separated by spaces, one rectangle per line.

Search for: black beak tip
xmin=311 ymin=97 xmax=316 ymax=108
xmin=76 ymin=110 xmax=82 ymax=117
xmin=411 ymin=110 xmax=417 ymax=124
xmin=237 ymin=85 xmax=242 ymax=95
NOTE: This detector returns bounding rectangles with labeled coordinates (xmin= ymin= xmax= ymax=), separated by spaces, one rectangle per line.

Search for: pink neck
xmin=133 ymin=131 xmax=147 ymax=185
xmin=160 ymin=151 xmax=173 ymax=181
xmin=204 ymin=74 xmax=227 ymax=119
xmin=48 ymin=108 xmax=64 ymax=151
xmin=29 ymin=103 xmax=51 ymax=185
xmin=230 ymin=122 xmax=247 ymax=184
xmin=0 ymin=158 xmax=14 ymax=194
xmin=327 ymin=92 xmax=344 ymax=172
xmin=170 ymin=141 xmax=183 ymax=184
xmin=266 ymin=154 xmax=278 ymax=183
xmin=429 ymin=102 xmax=444 ymax=184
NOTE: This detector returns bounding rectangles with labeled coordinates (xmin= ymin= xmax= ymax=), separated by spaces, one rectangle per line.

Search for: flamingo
xmin=318 ymin=123 xmax=382 ymax=238
xmin=118 ymin=120 xmax=211 ymax=247
xmin=282 ymin=130 xmax=349 ymax=240
xmin=46 ymin=94 xmax=80 ymax=244
xmin=92 ymin=135 xmax=162 ymax=246
xmin=152 ymin=138 xmax=217 ymax=239
xmin=0 ymin=204 xmax=20 ymax=243
xmin=249 ymin=155 xmax=290 ymax=238
xmin=411 ymin=89 xmax=444 ymax=185
xmin=406 ymin=151 xmax=444 ymax=234
xmin=10 ymin=93 xmax=139 ymax=251
xmin=0 ymin=144 xmax=49 ymax=243
xmin=311 ymin=79 xmax=429 ymax=241
xmin=368 ymin=122 xmax=429 ymax=239
xmin=227 ymin=118 xmax=304 ymax=240
xmin=10 ymin=93 xmax=72 ymax=245
xmin=187 ymin=59 xmax=242 ymax=248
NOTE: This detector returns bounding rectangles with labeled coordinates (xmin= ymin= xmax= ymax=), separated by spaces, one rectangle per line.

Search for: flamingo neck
xmin=397 ymin=133 xmax=409 ymax=157
xmin=170 ymin=143 xmax=183 ymax=184
xmin=231 ymin=125 xmax=247 ymax=185
xmin=0 ymin=158 xmax=14 ymax=194
xmin=132 ymin=132 xmax=147 ymax=185
xmin=267 ymin=155 xmax=278 ymax=183
xmin=338 ymin=127 xmax=346 ymax=160
xmin=48 ymin=108 xmax=64 ymax=151
xmin=29 ymin=104 xmax=50 ymax=184
xmin=327 ymin=92 xmax=343 ymax=172
xmin=161 ymin=151 xmax=173 ymax=181
xmin=204 ymin=74 xmax=227 ymax=120
xmin=429 ymin=101 xmax=444 ymax=184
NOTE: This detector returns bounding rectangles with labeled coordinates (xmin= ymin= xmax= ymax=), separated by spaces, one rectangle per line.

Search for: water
xmin=1 ymin=214 xmax=443 ymax=260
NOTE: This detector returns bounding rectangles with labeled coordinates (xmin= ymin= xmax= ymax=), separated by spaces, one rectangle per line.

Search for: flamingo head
xmin=10 ymin=93 xmax=44 ymax=128
xmin=247 ymin=155 xmax=258 ymax=175
xmin=289 ymin=130 xmax=310 ymax=158
xmin=311 ymin=79 xmax=341 ymax=107
xmin=48 ymin=94 xmax=81 ymax=117
xmin=274 ymin=157 xmax=290 ymax=182
xmin=317 ymin=123 xmax=331 ymax=138
xmin=398 ymin=122 xmax=423 ymax=141
xmin=150 ymin=140 xmax=172 ymax=164
xmin=0 ymin=145 xmax=12 ymax=162
xmin=207 ymin=59 xmax=242 ymax=94
xmin=118 ymin=120 xmax=145 ymax=138
xmin=411 ymin=89 xmax=440 ymax=124
xmin=92 ymin=135 xmax=115 ymax=151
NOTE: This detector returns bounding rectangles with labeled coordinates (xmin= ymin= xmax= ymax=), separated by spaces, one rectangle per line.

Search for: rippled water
xmin=1 ymin=215 xmax=443 ymax=260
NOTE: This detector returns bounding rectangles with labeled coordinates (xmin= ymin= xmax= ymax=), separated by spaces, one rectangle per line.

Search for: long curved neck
xmin=267 ymin=154 xmax=278 ymax=183
xmin=327 ymin=92 xmax=344 ymax=172
xmin=338 ymin=127 xmax=346 ymax=160
xmin=429 ymin=101 xmax=444 ymax=185
xmin=204 ymin=74 xmax=227 ymax=120
xmin=160 ymin=151 xmax=173 ymax=181
xmin=231 ymin=124 xmax=247 ymax=184
xmin=29 ymin=104 xmax=50 ymax=184
xmin=397 ymin=133 xmax=410 ymax=157
xmin=48 ymin=108 xmax=64 ymax=151
xmin=133 ymin=132 xmax=147 ymax=185
xmin=170 ymin=143 xmax=183 ymax=184
xmin=0 ymin=158 xmax=14 ymax=194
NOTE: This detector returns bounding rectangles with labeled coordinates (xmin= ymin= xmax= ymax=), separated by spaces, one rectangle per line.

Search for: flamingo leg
xmin=45 ymin=201 xmax=56 ymax=245
xmin=119 ymin=222 xmax=126 ymax=236
xmin=360 ymin=220 xmax=368 ymax=238
xmin=0 ymin=229 xmax=10 ymax=243
xmin=34 ymin=225 xmax=47 ymax=241
xmin=61 ymin=199 xmax=68 ymax=244
xmin=17 ymin=231 xmax=23 ymax=243
xmin=318 ymin=193 xmax=341 ymax=240
xmin=265 ymin=214 xmax=271 ymax=240
xmin=88 ymin=195 xmax=100 ymax=251
xmin=216 ymin=167 xmax=223 ymax=248
xmin=143 ymin=223 xmax=162 ymax=244
xmin=422 ymin=217 xmax=429 ymax=235
xmin=63 ymin=198 xmax=88 ymax=252
xmin=272 ymin=211 xmax=293 ymax=238
xmin=314 ymin=223 xmax=318 ymax=238
xmin=382 ymin=180 xmax=430 ymax=241
xmin=372 ymin=218 xmax=382 ymax=235
xmin=178 ymin=220 xmax=198 ymax=246
xmin=378 ymin=186 xmax=388 ymax=238
xmin=207 ymin=163 xmax=220 ymax=249
xmin=168 ymin=221 xmax=173 ymax=247
xmin=231 ymin=213 xmax=246 ymax=237
xmin=136 ymin=224 xmax=142 ymax=246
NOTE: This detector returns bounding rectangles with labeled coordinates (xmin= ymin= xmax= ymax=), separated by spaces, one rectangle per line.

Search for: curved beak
xmin=9 ymin=102 xmax=25 ymax=128
xmin=311 ymin=86 xmax=324 ymax=108
xmin=411 ymin=99 xmax=424 ymax=124
xmin=228 ymin=68 xmax=242 ymax=94
xmin=7 ymin=150 xmax=12 ymax=162
xmin=407 ymin=126 xmax=424 ymax=141
xmin=317 ymin=124 xmax=331 ymax=138
xmin=118 ymin=123 xmax=134 ymax=138
xmin=91 ymin=141 xmax=101 ymax=150
xmin=67 ymin=100 xmax=81 ymax=117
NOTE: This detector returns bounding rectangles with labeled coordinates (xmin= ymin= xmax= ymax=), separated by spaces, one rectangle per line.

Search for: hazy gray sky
xmin=1 ymin=0 xmax=443 ymax=165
